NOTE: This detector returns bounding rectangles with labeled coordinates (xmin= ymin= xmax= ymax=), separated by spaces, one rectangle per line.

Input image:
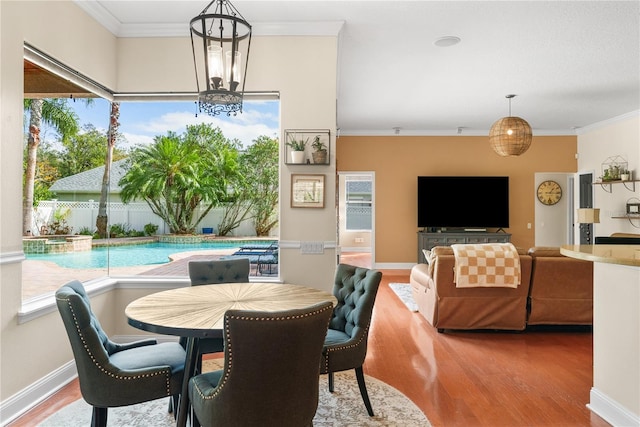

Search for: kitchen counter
xmin=560 ymin=244 xmax=640 ymax=266
xmin=561 ymin=244 xmax=640 ymax=426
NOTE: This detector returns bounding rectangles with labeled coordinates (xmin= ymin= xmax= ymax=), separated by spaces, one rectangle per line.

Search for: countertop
xmin=560 ymin=244 xmax=640 ymax=267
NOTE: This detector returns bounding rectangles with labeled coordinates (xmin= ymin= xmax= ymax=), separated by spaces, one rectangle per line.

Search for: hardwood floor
xmin=8 ymin=260 xmax=609 ymax=426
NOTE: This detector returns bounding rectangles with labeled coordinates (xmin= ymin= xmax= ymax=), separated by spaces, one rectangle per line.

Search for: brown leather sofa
xmin=527 ymin=247 xmax=593 ymax=325
xmin=410 ymin=246 xmax=533 ymax=332
xmin=410 ymin=245 xmax=593 ymax=332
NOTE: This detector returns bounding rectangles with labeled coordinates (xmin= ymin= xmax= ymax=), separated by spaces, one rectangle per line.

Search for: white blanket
xmin=451 ymin=243 xmax=521 ymax=288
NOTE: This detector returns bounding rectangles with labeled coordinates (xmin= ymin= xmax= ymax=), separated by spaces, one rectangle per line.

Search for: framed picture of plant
xmin=284 ymin=129 xmax=330 ymax=165
xmin=291 ymin=174 xmax=325 ymax=208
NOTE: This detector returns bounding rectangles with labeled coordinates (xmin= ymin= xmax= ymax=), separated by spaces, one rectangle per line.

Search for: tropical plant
xmin=77 ymin=226 xmax=95 ymax=236
xmin=144 ymin=223 xmax=159 ymax=236
xmin=241 ymin=135 xmax=279 ymax=236
xmin=23 ymin=98 xmax=80 ymax=235
xmin=45 ymin=207 xmax=73 ymax=235
xmin=119 ymin=124 xmax=240 ymax=234
xmin=109 ymin=223 xmax=130 ymax=237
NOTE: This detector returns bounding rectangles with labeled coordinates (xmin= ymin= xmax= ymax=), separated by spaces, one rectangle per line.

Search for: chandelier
xmin=190 ymin=0 xmax=252 ymax=116
xmin=489 ymin=94 xmax=532 ymax=156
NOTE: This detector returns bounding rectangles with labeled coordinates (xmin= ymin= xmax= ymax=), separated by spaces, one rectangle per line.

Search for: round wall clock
xmin=536 ymin=180 xmax=562 ymax=205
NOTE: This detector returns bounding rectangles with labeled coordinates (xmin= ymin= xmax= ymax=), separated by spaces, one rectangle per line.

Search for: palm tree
xmin=96 ymin=102 xmax=120 ymax=238
xmin=119 ymin=124 xmax=240 ymax=234
xmin=23 ymin=98 xmax=79 ymax=235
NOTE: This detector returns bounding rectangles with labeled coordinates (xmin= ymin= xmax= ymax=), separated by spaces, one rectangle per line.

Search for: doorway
xmin=578 ymin=172 xmax=594 ymax=244
xmin=337 ymin=172 xmax=374 ymax=268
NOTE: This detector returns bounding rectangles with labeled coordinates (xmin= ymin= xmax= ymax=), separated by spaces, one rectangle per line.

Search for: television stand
xmin=417 ymin=231 xmax=511 ymax=263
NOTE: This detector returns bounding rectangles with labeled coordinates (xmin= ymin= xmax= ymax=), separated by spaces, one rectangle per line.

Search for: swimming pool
xmin=25 ymin=240 xmax=274 ymax=269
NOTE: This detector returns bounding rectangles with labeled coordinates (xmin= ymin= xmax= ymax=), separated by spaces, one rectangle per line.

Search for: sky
xmin=59 ymin=97 xmax=280 ymax=151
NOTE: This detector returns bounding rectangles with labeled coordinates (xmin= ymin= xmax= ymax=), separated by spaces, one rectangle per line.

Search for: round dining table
xmin=125 ymin=282 xmax=337 ymax=427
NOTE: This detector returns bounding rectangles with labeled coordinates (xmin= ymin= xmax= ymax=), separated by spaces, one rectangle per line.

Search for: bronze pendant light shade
xmin=489 ymin=95 xmax=532 ymax=156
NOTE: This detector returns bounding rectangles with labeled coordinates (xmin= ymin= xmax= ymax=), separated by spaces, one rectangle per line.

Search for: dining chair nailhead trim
xmin=323 ymin=323 xmax=370 ymax=374
xmin=59 ymin=295 xmax=172 ymax=395
xmin=192 ymin=304 xmax=333 ymax=401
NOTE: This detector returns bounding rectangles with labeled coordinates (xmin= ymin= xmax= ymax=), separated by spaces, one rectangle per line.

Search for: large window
xmin=345 ymin=176 xmax=372 ymax=231
xmin=23 ymin=67 xmax=280 ymax=302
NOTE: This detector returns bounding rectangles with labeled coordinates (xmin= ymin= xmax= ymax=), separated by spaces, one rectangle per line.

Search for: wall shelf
xmin=593 ymin=179 xmax=638 ymax=193
xmin=284 ymin=129 xmax=330 ymax=165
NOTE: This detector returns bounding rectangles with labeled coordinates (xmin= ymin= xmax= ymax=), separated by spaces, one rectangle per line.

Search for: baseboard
xmin=587 ymin=387 xmax=640 ymax=426
xmin=374 ymin=262 xmax=415 ymax=270
xmin=0 ymin=334 xmax=176 ymax=426
xmin=0 ymin=361 xmax=76 ymax=426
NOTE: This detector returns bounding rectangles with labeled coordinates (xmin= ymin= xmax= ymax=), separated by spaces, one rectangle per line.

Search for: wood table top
xmin=125 ymin=282 xmax=337 ymax=338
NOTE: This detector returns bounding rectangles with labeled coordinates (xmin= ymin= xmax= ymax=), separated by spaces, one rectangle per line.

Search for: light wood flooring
xmin=8 ymin=253 xmax=609 ymax=426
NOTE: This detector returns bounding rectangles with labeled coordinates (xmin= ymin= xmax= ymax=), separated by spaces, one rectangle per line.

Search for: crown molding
xmin=74 ymin=1 xmax=343 ymax=38
xmin=575 ymin=110 xmax=640 ymax=135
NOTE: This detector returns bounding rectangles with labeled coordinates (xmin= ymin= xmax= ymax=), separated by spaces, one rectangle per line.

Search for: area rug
xmin=389 ymin=283 xmax=418 ymax=312
xmin=39 ymin=360 xmax=430 ymax=426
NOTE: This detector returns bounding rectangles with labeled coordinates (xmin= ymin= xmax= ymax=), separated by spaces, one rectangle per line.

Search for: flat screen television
xmin=417 ymin=176 xmax=509 ymax=229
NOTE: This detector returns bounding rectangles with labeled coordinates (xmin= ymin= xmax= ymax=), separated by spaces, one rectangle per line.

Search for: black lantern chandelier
xmin=190 ymin=0 xmax=252 ymax=116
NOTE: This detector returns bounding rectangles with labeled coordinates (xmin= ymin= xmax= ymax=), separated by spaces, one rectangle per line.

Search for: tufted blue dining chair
xmin=320 ymin=263 xmax=383 ymax=417
xmin=55 ymin=280 xmax=186 ymax=427
xmin=189 ymin=301 xmax=333 ymax=427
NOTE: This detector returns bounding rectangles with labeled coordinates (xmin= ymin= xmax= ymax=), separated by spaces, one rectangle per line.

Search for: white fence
xmin=32 ymin=200 xmax=266 ymax=237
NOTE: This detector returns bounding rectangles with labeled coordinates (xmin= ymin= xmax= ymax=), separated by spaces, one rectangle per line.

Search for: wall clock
xmin=536 ymin=180 xmax=562 ymax=205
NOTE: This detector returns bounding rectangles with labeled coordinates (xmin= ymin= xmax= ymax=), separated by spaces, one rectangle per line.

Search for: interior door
xmin=578 ymin=173 xmax=594 ymax=244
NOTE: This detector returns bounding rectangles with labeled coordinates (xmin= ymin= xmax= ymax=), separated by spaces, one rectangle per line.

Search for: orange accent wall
xmin=336 ymin=135 xmax=577 ymax=263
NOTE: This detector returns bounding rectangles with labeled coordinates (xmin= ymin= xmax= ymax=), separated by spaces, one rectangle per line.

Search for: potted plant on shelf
xmin=311 ymin=135 xmax=327 ymax=164
xmin=286 ymin=136 xmax=307 ymax=163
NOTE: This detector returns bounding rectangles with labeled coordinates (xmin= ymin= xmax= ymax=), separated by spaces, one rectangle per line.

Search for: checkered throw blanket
xmin=451 ymin=243 xmax=521 ymax=288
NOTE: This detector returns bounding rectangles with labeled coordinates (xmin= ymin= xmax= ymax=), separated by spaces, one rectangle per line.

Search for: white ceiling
xmin=75 ymin=0 xmax=640 ymax=136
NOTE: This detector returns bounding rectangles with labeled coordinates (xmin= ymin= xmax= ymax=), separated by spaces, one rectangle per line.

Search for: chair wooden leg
xmin=91 ymin=406 xmax=107 ymax=427
xmin=355 ymin=366 xmax=374 ymax=417
xmin=328 ymin=372 xmax=334 ymax=392
xmin=168 ymin=394 xmax=180 ymax=419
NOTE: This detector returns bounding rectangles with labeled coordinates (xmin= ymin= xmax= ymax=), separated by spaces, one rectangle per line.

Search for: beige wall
xmin=0 ymin=0 xmax=119 ymax=407
xmin=336 ymin=135 xmax=578 ymax=263
xmin=1 ymin=0 xmax=337 ymax=413
xmin=577 ymin=114 xmax=640 ymax=238
xmin=1 ymin=0 xmax=638 ymax=422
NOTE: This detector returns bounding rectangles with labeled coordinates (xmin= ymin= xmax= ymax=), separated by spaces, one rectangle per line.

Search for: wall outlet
xmin=300 ymin=241 xmax=324 ymax=254
xmin=355 ymin=237 xmax=364 ymax=243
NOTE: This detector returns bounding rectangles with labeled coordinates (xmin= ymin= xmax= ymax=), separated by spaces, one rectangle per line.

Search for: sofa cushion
xmin=528 ymin=246 xmax=562 ymax=257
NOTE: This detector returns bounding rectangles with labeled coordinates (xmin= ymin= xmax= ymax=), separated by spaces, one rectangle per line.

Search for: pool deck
xmin=22 ymin=235 xmax=278 ymax=300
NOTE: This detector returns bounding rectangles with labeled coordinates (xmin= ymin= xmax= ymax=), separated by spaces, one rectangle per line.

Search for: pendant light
xmin=190 ymin=0 xmax=252 ymax=116
xmin=489 ymin=94 xmax=532 ymax=156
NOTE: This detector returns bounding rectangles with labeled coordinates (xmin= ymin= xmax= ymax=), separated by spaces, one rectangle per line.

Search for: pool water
xmin=25 ymin=240 xmax=273 ymax=269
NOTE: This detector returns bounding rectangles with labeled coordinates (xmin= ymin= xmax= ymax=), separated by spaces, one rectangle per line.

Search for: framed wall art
xmin=291 ymin=174 xmax=325 ymax=208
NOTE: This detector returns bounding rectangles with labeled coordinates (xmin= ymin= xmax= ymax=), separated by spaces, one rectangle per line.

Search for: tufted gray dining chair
xmin=186 ymin=258 xmax=251 ymax=371
xmin=168 ymin=258 xmax=252 ymax=418
xmin=320 ymin=263 xmax=383 ymax=417
xmin=188 ymin=258 xmax=251 ymax=286
xmin=55 ymin=280 xmax=186 ymax=427
xmin=188 ymin=301 xmax=333 ymax=427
